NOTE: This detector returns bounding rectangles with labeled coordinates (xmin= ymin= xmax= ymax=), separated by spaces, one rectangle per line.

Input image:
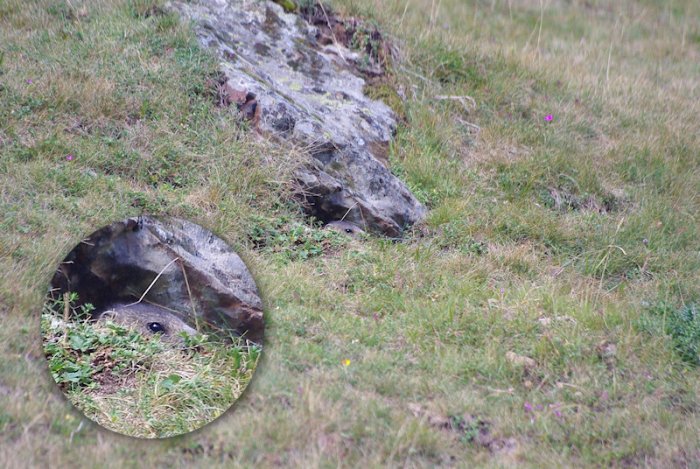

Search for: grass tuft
xmin=41 ymin=294 xmax=260 ymax=438
xmin=639 ymin=302 xmax=700 ymax=366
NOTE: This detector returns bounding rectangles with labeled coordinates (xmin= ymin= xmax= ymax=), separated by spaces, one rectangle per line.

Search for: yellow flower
xmin=342 ymin=359 xmax=351 ymax=367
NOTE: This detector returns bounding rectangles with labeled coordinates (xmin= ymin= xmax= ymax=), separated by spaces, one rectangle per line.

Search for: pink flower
xmin=26 ymin=79 xmax=33 ymax=84
xmin=65 ymin=154 xmax=74 ymax=161
xmin=523 ymin=402 xmax=533 ymax=413
xmin=544 ymin=114 xmax=553 ymax=122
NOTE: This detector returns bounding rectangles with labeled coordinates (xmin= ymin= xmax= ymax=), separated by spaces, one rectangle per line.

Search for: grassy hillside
xmin=1 ymin=0 xmax=699 ymax=467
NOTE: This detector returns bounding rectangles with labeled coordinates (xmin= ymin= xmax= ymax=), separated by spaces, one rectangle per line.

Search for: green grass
xmin=40 ymin=294 xmax=260 ymax=438
xmin=1 ymin=0 xmax=699 ymax=467
xmin=247 ymin=215 xmax=353 ymax=263
xmin=638 ymin=301 xmax=700 ymax=366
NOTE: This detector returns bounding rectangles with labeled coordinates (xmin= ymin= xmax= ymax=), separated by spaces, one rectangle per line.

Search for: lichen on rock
xmin=167 ymin=0 xmax=426 ymax=236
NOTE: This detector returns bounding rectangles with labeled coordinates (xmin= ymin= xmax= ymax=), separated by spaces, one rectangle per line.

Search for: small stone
xmin=223 ymin=83 xmax=248 ymax=106
xmin=505 ymin=351 xmax=536 ymax=369
xmin=538 ymin=315 xmax=576 ymax=326
xmin=597 ymin=340 xmax=617 ymax=359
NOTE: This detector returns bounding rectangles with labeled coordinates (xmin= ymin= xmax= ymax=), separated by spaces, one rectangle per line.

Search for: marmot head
xmin=96 ymin=302 xmax=197 ymax=345
xmin=325 ymin=221 xmax=365 ymax=238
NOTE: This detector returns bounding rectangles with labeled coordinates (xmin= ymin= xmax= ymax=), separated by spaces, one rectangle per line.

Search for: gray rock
xmin=167 ymin=0 xmax=426 ymax=236
xmin=51 ymin=216 xmax=264 ymax=343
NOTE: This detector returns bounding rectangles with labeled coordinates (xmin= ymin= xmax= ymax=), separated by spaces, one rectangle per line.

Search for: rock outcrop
xmin=167 ymin=0 xmax=427 ymax=237
xmin=50 ymin=216 xmax=264 ymax=343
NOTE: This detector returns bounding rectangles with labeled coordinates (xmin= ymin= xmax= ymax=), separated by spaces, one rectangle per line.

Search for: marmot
xmin=95 ymin=302 xmax=197 ymax=345
xmin=325 ymin=220 xmax=365 ymax=238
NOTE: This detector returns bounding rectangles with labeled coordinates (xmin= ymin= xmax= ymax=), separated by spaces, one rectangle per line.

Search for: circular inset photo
xmin=41 ymin=216 xmax=263 ymax=438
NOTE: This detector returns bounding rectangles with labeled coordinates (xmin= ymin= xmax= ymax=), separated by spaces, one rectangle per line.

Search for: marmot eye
xmin=148 ymin=322 xmax=165 ymax=333
xmin=345 ymin=228 xmax=353 ymax=233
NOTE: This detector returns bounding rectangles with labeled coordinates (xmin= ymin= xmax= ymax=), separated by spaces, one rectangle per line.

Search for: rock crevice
xmin=50 ymin=216 xmax=264 ymax=343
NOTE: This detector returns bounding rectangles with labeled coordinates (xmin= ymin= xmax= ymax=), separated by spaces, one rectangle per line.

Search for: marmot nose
xmin=148 ymin=322 xmax=165 ymax=333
